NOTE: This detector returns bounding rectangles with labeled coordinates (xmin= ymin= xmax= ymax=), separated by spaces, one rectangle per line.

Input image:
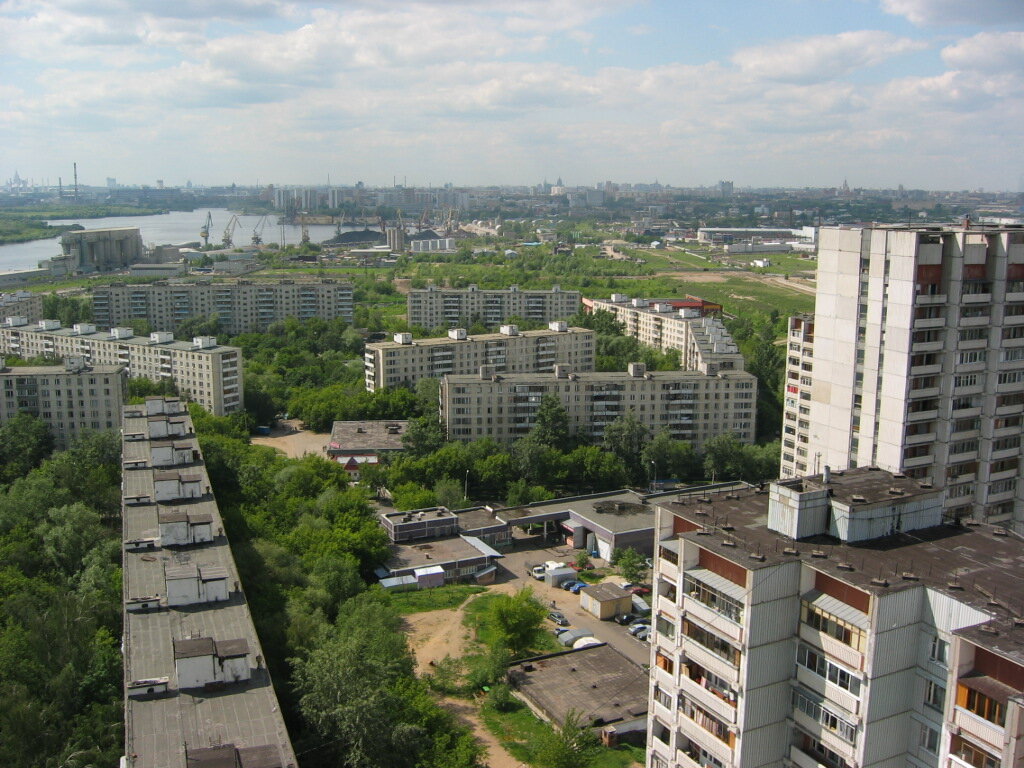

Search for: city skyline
xmin=2 ymin=0 xmax=1023 ymax=191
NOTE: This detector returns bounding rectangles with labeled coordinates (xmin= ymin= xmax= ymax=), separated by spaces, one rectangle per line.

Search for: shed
xmin=580 ymin=582 xmax=632 ymax=620
xmin=556 ymin=628 xmax=594 ymax=647
xmin=379 ymin=575 xmax=417 ymax=591
xmin=546 ymin=566 xmax=576 ymax=588
xmin=414 ymin=565 xmax=445 ymax=589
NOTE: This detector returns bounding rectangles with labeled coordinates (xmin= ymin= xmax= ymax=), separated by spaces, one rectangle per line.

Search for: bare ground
xmin=250 ymin=419 xmax=331 ymax=459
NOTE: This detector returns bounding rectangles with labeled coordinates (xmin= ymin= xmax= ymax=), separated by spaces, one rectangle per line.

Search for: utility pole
xmin=73 ymin=162 xmax=79 ymax=201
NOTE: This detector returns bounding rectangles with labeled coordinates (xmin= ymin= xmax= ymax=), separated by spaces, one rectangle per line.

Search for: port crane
xmin=222 ymin=214 xmax=240 ymax=248
xmin=200 ymin=211 xmax=213 ymax=247
xmin=251 ymin=214 xmax=269 ymax=246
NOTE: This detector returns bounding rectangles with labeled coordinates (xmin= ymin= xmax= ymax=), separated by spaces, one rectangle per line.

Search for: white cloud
xmin=942 ymin=31 xmax=1024 ymax=72
xmin=880 ymin=0 xmax=1024 ymax=26
xmin=732 ymin=30 xmax=926 ymax=83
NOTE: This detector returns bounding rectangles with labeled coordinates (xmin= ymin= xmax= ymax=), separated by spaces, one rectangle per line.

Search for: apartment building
xmin=363 ymin=322 xmax=594 ymax=391
xmin=440 ymin=362 xmax=756 ymax=447
xmin=647 ymin=466 xmax=1024 ymax=768
xmin=0 ymin=318 xmax=242 ymax=415
xmin=0 ymin=358 xmax=125 ymax=445
xmin=121 ymin=398 xmax=296 ymax=767
xmin=0 ymin=291 xmax=43 ymax=322
xmin=91 ymin=278 xmax=354 ymax=334
xmin=585 ymin=296 xmax=745 ymax=376
xmin=407 ymin=284 xmax=581 ymax=329
xmin=779 ymin=225 xmax=1024 ymax=527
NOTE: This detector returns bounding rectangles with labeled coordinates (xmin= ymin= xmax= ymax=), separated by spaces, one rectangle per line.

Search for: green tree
xmin=529 ymin=393 xmax=573 ymax=451
xmin=486 ymin=588 xmax=547 ymax=658
xmin=434 ymin=475 xmax=468 ymax=509
xmin=602 ymin=410 xmax=649 ymax=485
xmin=613 ymin=547 xmax=646 ymax=584
xmin=0 ymin=412 xmax=54 ymax=484
xmin=402 ymin=415 xmax=446 ymax=456
xmin=533 ymin=709 xmax=602 ymax=768
xmin=642 ymin=429 xmax=702 ymax=483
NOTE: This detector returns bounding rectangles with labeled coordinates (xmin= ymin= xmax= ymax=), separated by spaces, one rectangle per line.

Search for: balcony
xmin=679 ymin=667 xmax=739 ymax=723
xmin=913 ymin=317 xmax=945 ymax=329
xmin=953 ymin=707 xmax=1004 ymax=753
xmin=798 ymin=624 xmax=862 ymax=671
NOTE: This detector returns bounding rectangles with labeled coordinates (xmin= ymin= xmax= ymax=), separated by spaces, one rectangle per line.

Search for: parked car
xmin=635 ymin=626 xmax=651 ymax=642
xmin=628 ymin=621 xmax=651 ymax=636
xmin=613 ymin=613 xmax=637 ymax=625
xmin=569 ymin=581 xmax=589 ymax=594
xmin=552 ymin=626 xmax=571 ymax=636
xmin=529 ymin=565 xmax=547 ymax=580
xmin=628 ymin=586 xmax=652 ymax=596
xmin=547 ymin=611 xmax=569 ymax=626
xmin=561 ymin=579 xmax=586 ymax=591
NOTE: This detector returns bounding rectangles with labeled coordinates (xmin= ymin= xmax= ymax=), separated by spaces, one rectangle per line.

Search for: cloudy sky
xmin=2 ymin=0 xmax=1022 ymax=191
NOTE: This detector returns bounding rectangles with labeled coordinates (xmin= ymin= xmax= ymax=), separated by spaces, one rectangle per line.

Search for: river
xmin=0 ymin=208 xmax=361 ymax=274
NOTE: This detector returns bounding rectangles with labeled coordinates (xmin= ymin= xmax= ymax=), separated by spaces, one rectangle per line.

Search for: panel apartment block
xmin=0 ymin=291 xmax=43 ymax=322
xmin=91 ymin=279 xmax=354 ymax=334
xmin=647 ymin=467 xmax=1024 ymax=768
xmin=779 ymin=225 xmax=1024 ymax=528
xmin=407 ymin=284 xmax=581 ymax=329
xmin=363 ymin=323 xmax=594 ymax=391
xmin=0 ymin=318 xmax=242 ymax=416
xmin=121 ymin=398 xmax=296 ymax=768
xmin=585 ymin=296 xmax=746 ymax=376
xmin=0 ymin=359 xmax=125 ymax=445
xmin=440 ymin=361 xmax=756 ymax=447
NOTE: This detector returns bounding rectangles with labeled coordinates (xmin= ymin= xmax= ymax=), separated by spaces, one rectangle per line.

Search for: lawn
xmin=673 ymin=274 xmax=816 ymax=317
xmin=481 ymin=699 xmax=643 ymax=768
xmin=389 ymin=584 xmax=486 ymax=614
xmin=729 ymin=251 xmax=818 ymax=275
xmin=462 ymin=592 xmax=562 ymax=654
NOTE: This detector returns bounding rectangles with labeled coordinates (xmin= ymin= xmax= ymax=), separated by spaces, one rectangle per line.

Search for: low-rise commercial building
xmin=121 ymin=398 xmax=296 ymax=768
xmin=440 ymin=362 xmax=756 ymax=448
xmin=407 ymin=284 xmax=581 ymax=329
xmin=91 ymin=278 xmax=354 ymax=334
xmin=646 ymin=466 xmax=1024 ymax=768
xmin=0 ymin=318 xmax=242 ymax=415
xmin=0 ymin=358 xmax=125 ymax=445
xmin=364 ymin=323 xmax=594 ymax=391
xmin=327 ymin=419 xmax=409 ymax=479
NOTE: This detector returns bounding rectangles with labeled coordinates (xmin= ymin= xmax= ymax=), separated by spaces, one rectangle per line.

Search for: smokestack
xmin=73 ymin=162 xmax=79 ymax=201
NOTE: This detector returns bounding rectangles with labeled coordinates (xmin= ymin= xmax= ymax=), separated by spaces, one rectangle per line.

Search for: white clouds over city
xmin=1 ymin=0 xmax=1021 ymax=189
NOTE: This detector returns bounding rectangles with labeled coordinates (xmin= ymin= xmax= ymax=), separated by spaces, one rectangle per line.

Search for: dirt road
xmin=250 ymin=419 xmax=330 ymax=459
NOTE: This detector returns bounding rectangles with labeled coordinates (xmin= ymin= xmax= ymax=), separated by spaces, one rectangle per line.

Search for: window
xmin=962 ymin=687 xmax=1006 ymax=726
xmin=792 ymin=687 xmax=858 ymax=743
xmin=924 ymin=679 xmax=946 ymax=710
xmin=797 ymin=644 xmax=861 ymax=694
xmin=955 ymin=374 xmax=978 ymax=388
xmin=682 ymin=620 xmax=740 ymax=665
xmin=918 ymin=723 xmax=940 ymax=754
xmin=795 ymin=728 xmax=852 ymax=768
xmin=958 ymin=350 xmax=986 ymax=365
xmin=684 ymin=574 xmax=743 ymax=623
xmin=801 ymin=602 xmax=866 ymax=651
xmin=929 ymin=636 xmax=948 ymax=665
xmin=951 ymin=736 xmax=999 ymax=768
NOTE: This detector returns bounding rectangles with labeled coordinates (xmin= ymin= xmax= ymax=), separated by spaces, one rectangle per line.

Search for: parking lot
xmin=492 ymin=535 xmax=653 ymax=668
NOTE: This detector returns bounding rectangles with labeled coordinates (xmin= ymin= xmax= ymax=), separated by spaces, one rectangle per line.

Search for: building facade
xmin=91 ymin=278 xmax=354 ymax=334
xmin=0 ymin=359 xmax=125 ymax=445
xmin=440 ymin=362 xmax=756 ymax=447
xmin=407 ymin=284 xmax=581 ymax=329
xmin=364 ymin=323 xmax=594 ymax=391
xmin=0 ymin=291 xmax=43 ymax=322
xmin=0 ymin=318 xmax=242 ymax=415
xmin=585 ymin=296 xmax=747 ymax=377
xmin=779 ymin=225 xmax=1024 ymax=527
xmin=647 ymin=467 xmax=1024 ymax=768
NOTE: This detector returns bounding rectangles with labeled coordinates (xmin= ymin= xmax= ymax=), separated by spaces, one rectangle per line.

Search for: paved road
xmin=494 ymin=538 xmax=653 ymax=668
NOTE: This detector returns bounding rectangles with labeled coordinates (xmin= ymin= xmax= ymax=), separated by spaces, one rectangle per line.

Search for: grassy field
xmin=388 ymin=584 xmax=486 ymax=614
xmin=728 ymin=251 xmax=818 ymax=274
xmin=480 ymin=699 xmax=644 ymax=768
xmin=462 ymin=592 xmax=563 ymax=654
xmin=670 ymin=274 xmax=815 ymax=317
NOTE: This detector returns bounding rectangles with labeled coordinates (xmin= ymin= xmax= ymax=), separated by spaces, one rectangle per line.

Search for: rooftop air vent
xmin=837 ymin=562 xmax=855 ymax=571
xmin=721 ymin=539 xmax=736 ymax=548
xmin=782 ymin=547 xmax=799 ymax=556
xmin=749 ymin=552 xmax=766 ymax=562
xmin=901 ymin=572 xmax=918 ymax=581
xmin=811 ymin=550 xmax=827 ymax=559
xmin=870 ymin=577 xmax=889 ymax=587
xmin=851 ymin=494 xmax=867 ymax=503
xmin=993 ymin=528 xmax=1009 ymax=537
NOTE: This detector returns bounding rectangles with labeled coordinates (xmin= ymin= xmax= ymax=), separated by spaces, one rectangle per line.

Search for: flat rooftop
xmin=497 ymin=488 xmax=687 ymax=532
xmin=0 ymin=363 xmax=123 ymax=376
xmin=507 ymin=644 xmax=648 ymax=727
xmin=3 ymin=323 xmax=237 ymax=353
xmin=328 ymin=420 xmax=410 ymax=452
xmin=656 ymin=468 xmax=1024 ymax=658
xmin=384 ymin=536 xmax=494 ymax=572
xmin=367 ymin=326 xmax=592 ymax=350
xmin=443 ymin=367 xmax=750 ymax=385
xmin=121 ymin=402 xmax=296 ymax=768
xmin=455 ymin=506 xmax=507 ymax=532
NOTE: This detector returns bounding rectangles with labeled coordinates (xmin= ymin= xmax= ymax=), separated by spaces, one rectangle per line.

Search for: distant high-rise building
xmin=781 ymin=224 xmax=1024 ymax=528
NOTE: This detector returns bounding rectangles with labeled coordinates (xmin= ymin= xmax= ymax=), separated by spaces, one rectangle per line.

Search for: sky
xmin=1 ymin=0 xmax=1023 ymax=191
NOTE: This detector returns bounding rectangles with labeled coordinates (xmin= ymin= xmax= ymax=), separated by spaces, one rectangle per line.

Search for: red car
xmin=628 ymin=586 xmax=652 ymax=596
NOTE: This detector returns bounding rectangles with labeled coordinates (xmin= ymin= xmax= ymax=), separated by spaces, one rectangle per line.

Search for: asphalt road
xmin=494 ymin=537 xmax=654 ymax=668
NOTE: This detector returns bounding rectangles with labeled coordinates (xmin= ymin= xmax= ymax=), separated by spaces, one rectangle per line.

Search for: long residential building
xmin=0 ymin=317 xmax=242 ymax=415
xmin=91 ymin=278 xmax=354 ymax=334
xmin=0 ymin=290 xmax=43 ymax=322
xmin=647 ymin=466 xmax=1024 ymax=768
xmin=0 ymin=358 xmax=125 ymax=445
xmin=585 ymin=296 xmax=745 ymax=376
xmin=440 ymin=361 xmax=756 ymax=446
xmin=121 ymin=397 xmax=296 ymax=768
xmin=779 ymin=225 xmax=1024 ymax=528
xmin=363 ymin=322 xmax=594 ymax=391
xmin=407 ymin=284 xmax=581 ymax=329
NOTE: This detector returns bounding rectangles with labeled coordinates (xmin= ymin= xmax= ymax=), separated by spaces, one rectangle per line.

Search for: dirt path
xmin=250 ymin=419 xmax=330 ymax=459
xmin=404 ymin=588 xmax=523 ymax=768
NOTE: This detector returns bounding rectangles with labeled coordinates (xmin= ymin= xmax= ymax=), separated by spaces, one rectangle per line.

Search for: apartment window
xmin=958 ymin=350 xmax=986 ymax=365
xmin=792 ymin=687 xmax=857 ymax=743
xmin=951 ymin=439 xmax=978 ymax=455
xmin=800 ymin=602 xmax=866 ymax=651
xmin=962 ymin=281 xmax=991 ymax=295
xmin=929 ymin=636 xmax=948 ymax=665
xmin=962 ymin=687 xmax=1006 ymax=726
xmin=795 ymin=728 xmax=852 ymax=768
xmin=684 ymin=574 xmax=743 ymax=623
xmin=993 ymin=435 xmax=1021 ymax=451
xmin=995 ymin=415 xmax=1023 ymax=429
xmin=951 ymin=737 xmax=999 ymax=768
xmin=954 ymin=374 xmax=978 ymax=388
xmin=682 ymin=620 xmax=740 ymax=665
xmin=796 ymin=643 xmax=861 ymax=694
xmin=1003 ymin=348 xmax=1024 ymax=362
xmin=678 ymin=694 xmax=731 ymax=743
xmin=961 ymin=305 xmax=990 ymax=319
xmin=990 ymin=478 xmax=1016 ymax=495
xmin=918 ymin=723 xmax=940 ymax=754
xmin=655 ymin=615 xmax=675 ymax=640
xmin=924 ymin=679 xmax=946 ymax=711
xmin=1004 ymin=326 xmax=1024 ymax=340
xmin=960 ymin=327 xmax=988 ymax=341
xmin=654 ymin=651 xmax=674 ymax=675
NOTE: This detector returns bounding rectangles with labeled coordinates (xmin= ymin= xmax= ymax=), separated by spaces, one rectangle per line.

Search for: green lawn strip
xmin=577 ymin=568 xmax=609 ymax=584
xmin=390 ymin=584 xmax=486 ymax=614
xmin=669 ymin=275 xmax=815 ymax=316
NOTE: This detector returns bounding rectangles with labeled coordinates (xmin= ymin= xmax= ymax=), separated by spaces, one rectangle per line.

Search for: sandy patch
xmin=250 ymin=419 xmax=331 ymax=459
